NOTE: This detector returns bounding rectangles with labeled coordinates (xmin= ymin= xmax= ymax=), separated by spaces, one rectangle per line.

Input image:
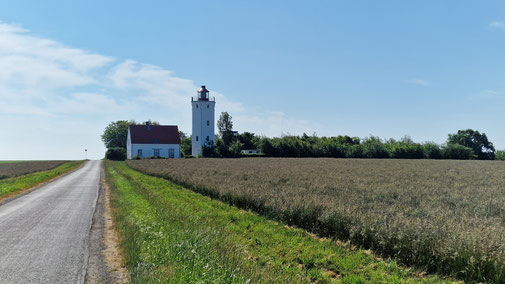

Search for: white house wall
xmin=126 ymin=129 xmax=133 ymax=159
xmin=130 ymin=144 xmax=181 ymax=159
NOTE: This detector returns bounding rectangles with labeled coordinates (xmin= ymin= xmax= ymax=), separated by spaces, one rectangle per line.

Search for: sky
xmin=1 ymin=1 xmax=505 ymax=160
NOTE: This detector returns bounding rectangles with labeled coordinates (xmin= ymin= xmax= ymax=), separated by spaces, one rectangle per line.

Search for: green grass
xmin=0 ymin=161 xmax=84 ymax=198
xmin=127 ymin=158 xmax=505 ymax=283
xmin=105 ymin=160 xmax=451 ymax=283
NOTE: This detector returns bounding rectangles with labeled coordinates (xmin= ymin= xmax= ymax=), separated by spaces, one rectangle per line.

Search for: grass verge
xmin=104 ymin=160 xmax=451 ymax=283
xmin=0 ymin=160 xmax=84 ymax=201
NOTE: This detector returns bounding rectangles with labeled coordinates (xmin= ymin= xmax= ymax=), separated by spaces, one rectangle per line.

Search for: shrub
xmin=496 ymin=150 xmax=505 ymax=161
xmin=361 ymin=136 xmax=390 ymax=158
xmin=422 ymin=143 xmax=443 ymax=159
xmin=443 ymin=144 xmax=476 ymax=160
xmin=202 ymin=145 xmax=218 ymax=157
xmin=229 ymin=140 xmax=244 ymax=157
xmin=389 ymin=143 xmax=424 ymax=159
xmin=105 ymin=147 xmax=126 ymax=161
xmin=260 ymin=138 xmax=275 ymax=156
xmin=346 ymin=144 xmax=363 ymax=158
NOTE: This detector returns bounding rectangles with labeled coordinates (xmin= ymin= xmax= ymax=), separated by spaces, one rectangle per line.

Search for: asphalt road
xmin=0 ymin=160 xmax=101 ymax=284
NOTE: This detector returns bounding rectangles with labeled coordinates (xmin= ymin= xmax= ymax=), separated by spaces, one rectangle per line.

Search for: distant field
xmin=0 ymin=161 xmax=66 ymax=180
xmin=0 ymin=161 xmax=83 ymax=199
xmin=127 ymin=158 xmax=505 ymax=282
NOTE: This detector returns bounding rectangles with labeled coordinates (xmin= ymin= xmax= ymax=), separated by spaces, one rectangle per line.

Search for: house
xmin=126 ymin=122 xmax=181 ymax=159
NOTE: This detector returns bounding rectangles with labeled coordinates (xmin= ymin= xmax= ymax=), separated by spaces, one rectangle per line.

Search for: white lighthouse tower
xmin=192 ymin=85 xmax=215 ymax=156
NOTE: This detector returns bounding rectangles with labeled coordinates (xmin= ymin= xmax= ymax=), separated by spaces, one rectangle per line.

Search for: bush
xmin=443 ymin=144 xmax=476 ymax=160
xmin=260 ymin=138 xmax=275 ymax=156
xmin=422 ymin=143 xmax=443 ymax=159
xmin=361 ymin=136 xmax=390 ymax=158
xmin=389 ymin=143 xmax=424 ymax=159
xmin=229 ymin=140 xmax=244 ymax=157
xmin=496 ymin=150 xmax=505 ymax=161
xmin=105 ymin=147 xmax=126 ymax=161
xmin=202 ymin=145 xmax=218 ymax=157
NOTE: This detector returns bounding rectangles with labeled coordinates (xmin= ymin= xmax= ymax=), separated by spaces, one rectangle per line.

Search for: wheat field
xmin=127 ymin=158 xmax=505 ymax=282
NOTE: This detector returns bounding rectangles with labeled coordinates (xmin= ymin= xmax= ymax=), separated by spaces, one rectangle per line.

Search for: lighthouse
xmin=191 ymin=85 xmax=216 ymax=156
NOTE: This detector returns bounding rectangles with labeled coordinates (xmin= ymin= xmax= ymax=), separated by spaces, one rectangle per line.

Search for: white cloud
xmin=468 ymin=89 xmax=504 ymax=101
xmin=50 ymin=93 xmax=128 ymax=114
xmin=490 ymin=21 xmax=505 ymax=30
xmin=108 ymin=60 xmax=195 ymax=109
xmin=233 ymin=111 xmax=313 ymax=138
xmin=406 ymin=78 xmax=431 ymax=87
xmin=0 ymin=22 xmax=113 ymax=88
xmin=0 ymin=21 xmax=309 ymax=159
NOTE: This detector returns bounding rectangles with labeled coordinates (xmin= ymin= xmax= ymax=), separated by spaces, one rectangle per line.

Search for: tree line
xmin=192 ymin=113 xmax=501 ymax=160
xmin=102 ymin=114 xmax=503 ymax=160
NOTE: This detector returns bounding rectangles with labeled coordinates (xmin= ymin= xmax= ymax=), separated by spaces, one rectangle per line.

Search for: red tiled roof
xmin=129 ymin=125 xmax=181 ymax=144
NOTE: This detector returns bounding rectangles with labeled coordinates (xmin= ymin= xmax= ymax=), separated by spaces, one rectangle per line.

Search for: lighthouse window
xmin=196 ymin=136 xmax=199 ymax=141
xmin=206 ymin=136 xmax=209 ymax=141
xmin=196 ymin=104 xmax=198 ymax=108
xmin=207 ymin=120 xmax=209 ymax=126
xmin=207 ymin=104 xmax=209 ymax=108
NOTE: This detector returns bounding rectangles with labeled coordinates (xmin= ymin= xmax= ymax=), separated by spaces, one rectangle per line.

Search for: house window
xmin=207 ymin=104 xmax=209 ymax=108
xmin=196 ymin=104 xmax=198 ymax=108
xmin=169 ymin=148 xmax=175 ymax=158
xmin=154 ymin=138 xmax=158 ymax=144
xmin=137 ymin=149 xmax=142 ymax=157
xmin=153 ymin=149 xmax=160 ymax=157
xmin=206 ymin=136 xmax=209 ymax=141
xmin=207 ymin=120 xmax=209 ymax=126
xmin=196 ymin=136 xmax=199 ymax=141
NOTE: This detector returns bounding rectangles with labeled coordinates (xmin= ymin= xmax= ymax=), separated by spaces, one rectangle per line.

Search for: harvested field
xmin=0 ymin=161 xmax=66 ymax=180
xmin=127 ymin=158 xmax=505 ymax=282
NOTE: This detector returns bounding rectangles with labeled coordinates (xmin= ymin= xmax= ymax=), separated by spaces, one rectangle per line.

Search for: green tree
xmin=496 ymin=150 xmax=505 ymax=161
xmin=238 ymin=132 xmax=259 ymax=149
xmin=443 ymin=143 xmax=477 ymax=160
xmin=217 ymin=112 xmax=234 ymax=145
xmin=180 ymin=137 xmax=192 ymax=157
xmin=101 ymin=120 xmax=135 ymax=149
xmin=229 ymin=140 xmax=244 ymax=157
xmin=447 ymin=129 xmax=495 ymax=160
xmin=105 ymin=147 xmax=126 ymax=161
xmin=422 ymin=142 xmax=443 ymax=159
xmin=102 ymin=120 xmax=159 ymax=150
xmin=179 ymin=131 xmax=188 ymax=139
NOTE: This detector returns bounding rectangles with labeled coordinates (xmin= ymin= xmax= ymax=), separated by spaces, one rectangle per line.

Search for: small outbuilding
xmin=126 ymin=122 xmax=181 ymax=159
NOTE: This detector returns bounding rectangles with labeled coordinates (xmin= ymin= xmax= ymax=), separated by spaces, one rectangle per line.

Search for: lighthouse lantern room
xmin=191 ymin=85 xmax=216 ymax=156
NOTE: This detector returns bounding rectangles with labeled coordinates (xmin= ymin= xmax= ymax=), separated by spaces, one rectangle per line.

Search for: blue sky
xmin=1 ymin=1 xmax=505 ymax=159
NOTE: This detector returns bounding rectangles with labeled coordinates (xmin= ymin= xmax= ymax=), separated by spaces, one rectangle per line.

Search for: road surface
xmin=0 ymin=160 xmax=101 ymax=284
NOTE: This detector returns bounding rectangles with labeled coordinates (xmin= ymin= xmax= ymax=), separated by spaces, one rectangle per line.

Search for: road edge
xmin=85 ymin=162 xmax=129 ymax=284
xmin=85 ymin=161 xmax=112 ymax=283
